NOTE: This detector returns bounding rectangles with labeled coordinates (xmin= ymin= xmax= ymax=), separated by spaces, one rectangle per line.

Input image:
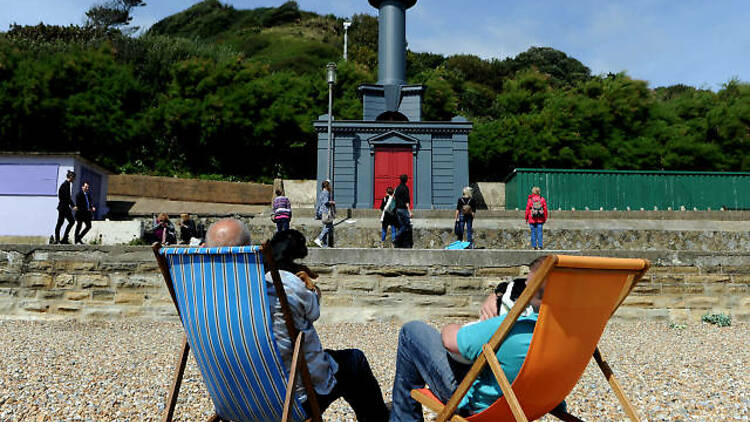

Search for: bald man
xmin=204 ymin=218 xmax=251 ymax=247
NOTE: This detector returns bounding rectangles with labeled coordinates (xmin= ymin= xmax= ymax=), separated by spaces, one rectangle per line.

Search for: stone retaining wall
xmin=1 ymin=246 xmax=747 ymax=322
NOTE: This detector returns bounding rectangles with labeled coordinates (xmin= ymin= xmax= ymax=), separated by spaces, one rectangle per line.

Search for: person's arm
xmin=479 ymin=292 xmax=499 ymax=320
xmin=471 ymin=198 xmax=477 ymax=217
xmin=543 ymin=198 xmax=549 ymax=221
xmin=441 ymin=323 xmax=462 ymax=354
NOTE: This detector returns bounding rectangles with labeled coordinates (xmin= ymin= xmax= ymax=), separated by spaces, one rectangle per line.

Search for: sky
xmin=1 ymin=0 xmax=748 ymax=89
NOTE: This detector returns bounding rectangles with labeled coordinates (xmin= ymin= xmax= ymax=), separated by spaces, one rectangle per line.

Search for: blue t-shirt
xmin=456 ymin=312 xmax=538 ymax=414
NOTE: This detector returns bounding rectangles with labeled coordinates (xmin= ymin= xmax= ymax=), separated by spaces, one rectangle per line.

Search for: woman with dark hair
xmin=266 ymin=229 xmax=388 ymax=421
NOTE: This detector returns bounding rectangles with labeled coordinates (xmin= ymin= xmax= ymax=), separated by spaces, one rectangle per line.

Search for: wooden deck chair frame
xmin=153 ymin=242 xmax=323 ymax=422
xmin=411 ymin=254 xmax=650 ymax=422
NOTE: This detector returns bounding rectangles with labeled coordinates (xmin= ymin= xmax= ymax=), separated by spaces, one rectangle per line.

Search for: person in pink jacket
xmin=524 ymin=186 xmax=548 ymax=249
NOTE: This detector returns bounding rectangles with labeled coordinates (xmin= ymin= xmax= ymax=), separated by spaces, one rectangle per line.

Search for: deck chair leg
xmin=593 ymin=347 xmax=641 ymax=422
xmin=482 ymin=344 xmax=528 ymax=422
xmin=282 ymin=333 xmax=305 ymax=422
xmin=549 ymin=407 xmax=586 ymax=422
xmin=162 ymin=335 xmax=190 ymax=422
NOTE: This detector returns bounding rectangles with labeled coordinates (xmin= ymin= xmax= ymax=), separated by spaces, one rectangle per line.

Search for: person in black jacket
xmin=74 ymin=181 xmax=96 ymax=244
xmin=54 ymin=171 xmax=77 ymax=244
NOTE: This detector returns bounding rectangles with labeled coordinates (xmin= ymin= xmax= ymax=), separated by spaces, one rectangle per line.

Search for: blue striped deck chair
xmin=153 ymin=242 xmax=323 ymax=422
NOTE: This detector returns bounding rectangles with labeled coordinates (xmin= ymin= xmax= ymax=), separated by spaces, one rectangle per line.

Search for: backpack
xmin=531 ymin=197 xmax=544 ymax=219
xmin=460 ymin=198 xmax=472 ymax=216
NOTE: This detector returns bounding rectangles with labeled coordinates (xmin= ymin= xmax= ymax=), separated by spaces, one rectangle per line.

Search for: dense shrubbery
xmin=0 ymin=0 xmax=748 ymax=182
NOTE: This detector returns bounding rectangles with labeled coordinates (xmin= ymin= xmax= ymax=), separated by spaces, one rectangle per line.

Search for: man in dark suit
xmin=54 ymin=171 xmax=76 ymax=244
xmin=74 ymin=181 xmax=96 ymax=244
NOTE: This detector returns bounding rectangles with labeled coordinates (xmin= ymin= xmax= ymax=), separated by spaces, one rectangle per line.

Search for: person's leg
xmin=317 ymin=222 xmax=329 ymax=244
xmin=62 ymin=210 xmax=75 ymax=242
xmin=54 ymin=210 xmax=65 ymax=242
xmin=466 ymin=216 xmax=473 ymax=244
xmin=390 ymin=321 xmax=470 ymax=422
xmin=275 ymin=221 xmax=283 ymax=232
xmin=74 ymin=219 xmax=83 ymax=243
xmin=529 ymin=223 xmax=537 ymax=248
xmin=382 ymin=222 xmax=388 ymax=242
xmin=456 ymin=215 xmax=464 ymax=242
xmin=282 ymin=219 xmax=290 ymax=231
xmin=79 ymin=219 xmax=91 ymax=242
xmin=538 ymin=223 xmax=544 ymax=249
xmin=390 ymin=224 xmax=397 ymax=242
xmin=324 ymin=349 xmax=389 ymax=422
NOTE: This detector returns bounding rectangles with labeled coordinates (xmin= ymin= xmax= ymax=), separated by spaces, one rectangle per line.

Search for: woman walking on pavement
xmin=524 ymin=186 xmax=548 ymax=249
xmin=314 ymin=180 xmax=335 ymax=248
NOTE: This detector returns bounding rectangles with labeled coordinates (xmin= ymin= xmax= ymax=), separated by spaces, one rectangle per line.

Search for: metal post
xmin=325 ymin=63 xmax=337 ymax=185
xmin=343 ymin=21 xmax=352 ymax=61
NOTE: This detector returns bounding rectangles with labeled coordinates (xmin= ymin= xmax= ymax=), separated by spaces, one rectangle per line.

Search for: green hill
xmin=0 ymin=0 xmax=747 ymax=182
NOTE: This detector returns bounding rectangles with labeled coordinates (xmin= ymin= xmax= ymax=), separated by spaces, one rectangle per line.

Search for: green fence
xmin=504 ymin=168 xmax=750 ymax=211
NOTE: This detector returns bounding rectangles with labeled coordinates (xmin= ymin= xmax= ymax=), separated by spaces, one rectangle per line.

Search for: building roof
xmin=0 ymin=151 xmax=112 ymax=175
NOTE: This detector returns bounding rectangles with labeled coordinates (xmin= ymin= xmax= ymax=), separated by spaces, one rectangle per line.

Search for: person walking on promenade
xmin=74 ymin=181 xmax=95 ymax=244
xmin=379 ymin=187 xmax=399 ymax=247
xmin=54 ymin=170 xmax=76 ymax=244
xmin=525 ymin=186 xmax=548 ymax=250
xmin=314 ymin=180 xmax=335 ymax=248
xmin=454 ymin=186 xmax=477 ymax=247
xmin=272 ymin=188 xmax=292 ymax=232
xmin=393 ymin=174 xmax=413 ymax=248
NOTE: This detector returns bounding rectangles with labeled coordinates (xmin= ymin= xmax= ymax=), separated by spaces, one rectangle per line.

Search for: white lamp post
xmin=326 ymin=63 xmax=337 ymax=184
xmin=343 ymin=21 xmax=352 ymax=61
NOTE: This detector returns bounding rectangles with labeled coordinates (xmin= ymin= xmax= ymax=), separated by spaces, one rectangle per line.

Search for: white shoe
xmin=314 ymin=238 xmax=323 ymax=248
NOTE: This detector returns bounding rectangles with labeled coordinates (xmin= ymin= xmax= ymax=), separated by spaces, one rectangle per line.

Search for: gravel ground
xmin=0 ymin=319 xmax=747 ymax=421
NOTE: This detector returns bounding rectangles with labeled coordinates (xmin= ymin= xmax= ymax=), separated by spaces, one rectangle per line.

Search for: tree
xmin=85 ymin=0 xmax=146 ymax=34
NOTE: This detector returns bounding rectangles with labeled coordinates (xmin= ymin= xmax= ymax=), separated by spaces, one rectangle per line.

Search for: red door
xmin=373 ymin=146 xmax=413 ymax=208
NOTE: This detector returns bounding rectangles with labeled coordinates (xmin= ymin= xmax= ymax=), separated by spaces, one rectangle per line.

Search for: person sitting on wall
xmin=74 ymin=181 xmax=96 ymax=245
xmin=153 ymin=213 xmax=177 ymax=245
xmin=177 ymin=213 xmax=198 ymax=244
xmin=204 ymin=221 xmax=389 ymax=421
xmin=389 ymin=256 xmax=563 ymax=421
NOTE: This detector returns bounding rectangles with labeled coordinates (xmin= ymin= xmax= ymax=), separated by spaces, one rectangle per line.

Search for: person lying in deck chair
xmin=389 ymin=256 xmax=563 ymax=421
xmin=204 ymin=220 xmax=390 ymax=421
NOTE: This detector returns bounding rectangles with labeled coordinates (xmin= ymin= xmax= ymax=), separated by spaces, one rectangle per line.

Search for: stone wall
xmin=109 ymin=174 xmax=272 ymax=205
xmin=0 ymin=246 xmax=747 ymax=322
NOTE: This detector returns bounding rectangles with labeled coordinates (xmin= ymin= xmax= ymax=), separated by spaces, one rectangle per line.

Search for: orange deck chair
xmin=411 ymin=254 xmax=650 ymax=422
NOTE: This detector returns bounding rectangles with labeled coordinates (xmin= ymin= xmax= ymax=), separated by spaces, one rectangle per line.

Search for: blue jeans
xmin=275 ymin=219 xmax=290 ymax=232
xmin=457 ymin=215 xmax=473 ymax=243
xmin=390 ymin=321 xmax=471 ymax=422
xmin=530 ymin=223 xmax=544 ymax=248
xmin=381 ymin=224 xmax=396 ymax=242
xmin=318 ymin=222 xmax=333 ymax=247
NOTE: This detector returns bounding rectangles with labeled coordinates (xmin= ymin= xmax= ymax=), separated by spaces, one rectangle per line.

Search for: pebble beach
xmin=0 ymin=318 xmax=747 ymax=421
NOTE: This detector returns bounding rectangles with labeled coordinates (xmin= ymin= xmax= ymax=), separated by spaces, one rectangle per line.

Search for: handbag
xmin=321 ymin=211 xmax=334 ymax=224
xmin=454 ymin=220 xmax=462 ymax=236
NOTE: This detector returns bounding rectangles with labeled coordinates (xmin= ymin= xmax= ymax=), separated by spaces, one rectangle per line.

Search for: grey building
xmin=315 ymin=0 xmax=472 ymax=209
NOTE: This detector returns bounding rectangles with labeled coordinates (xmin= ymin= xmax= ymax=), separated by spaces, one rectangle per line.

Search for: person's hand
xmin=409 ymin=211 xmax=414 ymax=218
xmin=91 ymin=207 xmax=96 ymax=212
xmin=73 ymin=207 xmax=78 ymax=212
xmin=479 ymin=292 xmax=499 ymax=321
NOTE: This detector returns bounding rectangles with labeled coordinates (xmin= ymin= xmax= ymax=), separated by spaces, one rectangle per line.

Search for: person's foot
xmin=74 ymin=239 xmax=83 ymax=245
xmin=60 ymin=238 xmax=70 ymax=244
xmin=314 ymin=238 xmax=323 ymax=248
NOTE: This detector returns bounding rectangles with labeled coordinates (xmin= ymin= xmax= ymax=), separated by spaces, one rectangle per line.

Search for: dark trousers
xmin=303 ymin=349 xmax=389 ymax=422
xmin=275 ymin=219 xmax=290 ymax=232
xmin=55 ymin=207 xmax=74 ymax=242
xmin=75 ymin=217 xmax=92 ymax=243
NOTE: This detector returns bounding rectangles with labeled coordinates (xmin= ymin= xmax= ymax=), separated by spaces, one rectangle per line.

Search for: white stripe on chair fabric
xmin=162 ymin=246 xmax=307 ymax=422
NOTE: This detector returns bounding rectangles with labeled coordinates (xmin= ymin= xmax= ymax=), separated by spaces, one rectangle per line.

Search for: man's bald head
xmin=205 ymin=218 xmax=251 ymax=247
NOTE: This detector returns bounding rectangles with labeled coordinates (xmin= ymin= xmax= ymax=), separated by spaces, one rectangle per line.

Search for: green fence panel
xmin=504 ymin=169 xmax=750 ymax=211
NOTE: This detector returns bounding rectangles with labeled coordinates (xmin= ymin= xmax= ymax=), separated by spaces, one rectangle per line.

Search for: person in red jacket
xmin=524 ymin=186 xmax=548 ymax=249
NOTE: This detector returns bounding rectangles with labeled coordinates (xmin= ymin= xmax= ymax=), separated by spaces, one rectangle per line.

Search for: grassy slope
xmin=147 ymin=0 xmax=341 ymax=74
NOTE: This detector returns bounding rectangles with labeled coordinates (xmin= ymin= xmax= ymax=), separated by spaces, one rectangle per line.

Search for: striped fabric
xmin=161 ymin=246 xmax=307 ymax=422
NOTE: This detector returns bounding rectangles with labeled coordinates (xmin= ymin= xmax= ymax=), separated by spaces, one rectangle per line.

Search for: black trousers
xmin=75 ymin=217 xmax=92 ymax=243
xmin=302 ymin=349 xmax=389 ymax=422
xmin=55 ymin=207 xmax=75 ymax=241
